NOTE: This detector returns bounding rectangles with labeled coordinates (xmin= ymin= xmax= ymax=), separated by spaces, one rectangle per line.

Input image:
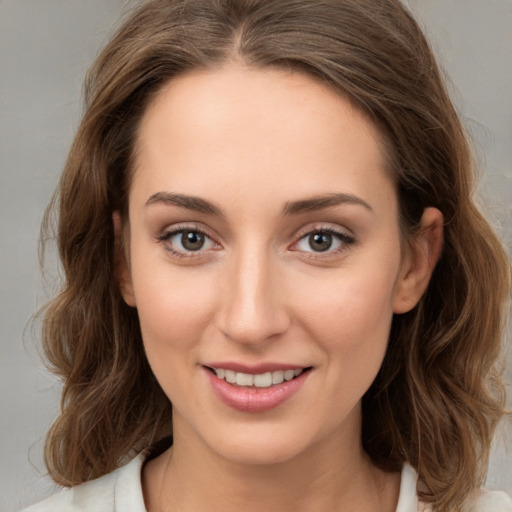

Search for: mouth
xmin=205 ymin=366 xmax=312 ymax=388
xmin=204 ymin=364 xmax=312 ymax=412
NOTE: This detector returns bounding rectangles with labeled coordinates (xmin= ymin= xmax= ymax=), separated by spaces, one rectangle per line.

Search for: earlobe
xmin=393 ymin=207 xmax=444 ymax=314
xmin=113 ymin=211 xmax=136 ymax=307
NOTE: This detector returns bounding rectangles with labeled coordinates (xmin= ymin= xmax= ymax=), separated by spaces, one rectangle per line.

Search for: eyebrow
xmin=145 ymin=192 xmax=224 ymax=216
xmin=144 ymin=191 xmax=373 ymax=216
xmin=282 ymin=193 xmax=373 ymax=215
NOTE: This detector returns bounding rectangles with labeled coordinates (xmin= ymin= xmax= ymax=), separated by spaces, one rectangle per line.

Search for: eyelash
xmin=156 ymin=225 xmax=355 ymax=259
xmin=290 ymin=226 xmax=356 ymax=259
xmin=156 ymin=224 xmax=217 ymax=259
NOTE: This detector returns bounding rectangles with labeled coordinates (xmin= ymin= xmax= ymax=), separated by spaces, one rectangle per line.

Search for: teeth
xmin=284 ymin=369 xmax=295 ymax=381
xmin=225 ymin=370 xmax=236 ymax=384
xmin=272 ymin=370 xmax=284 ymax=385
xmin=213 ymin=368 xmax=304 ymax=387
xmin=236 ymin=372 xmax=254 ymax=386
xmin=253 ymin=372 xmax=272 ymax=388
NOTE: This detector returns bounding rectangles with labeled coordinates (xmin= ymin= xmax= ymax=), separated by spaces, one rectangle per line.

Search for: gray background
xmin=1 ymin=1 xmax=511 ymax=510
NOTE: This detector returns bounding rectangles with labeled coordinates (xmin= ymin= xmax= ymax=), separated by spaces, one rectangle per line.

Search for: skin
xmin=117 ymin=64 xmax=443 ymax=512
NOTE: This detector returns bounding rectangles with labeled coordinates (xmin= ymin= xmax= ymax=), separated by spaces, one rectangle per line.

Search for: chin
xmin=197 ymin=421 xmax=327 ymax=467
xmin=216 ymin=439 xmax=307 ymax=466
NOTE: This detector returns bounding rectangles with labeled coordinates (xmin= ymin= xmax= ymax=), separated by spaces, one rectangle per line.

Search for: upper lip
xmin=204 ymin=362 xmax=309 ymax=374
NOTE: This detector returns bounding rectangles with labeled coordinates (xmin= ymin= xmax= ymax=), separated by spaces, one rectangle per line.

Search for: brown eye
xmin=293 ymin=228 xmax=355 ymax=256
xmin=181 ymin=231 xmax=205 ymax=251
xmin=308 ymin=233 xmax=333 ymax=252
xmin=158 ymin=227 xmax=217 ymax=255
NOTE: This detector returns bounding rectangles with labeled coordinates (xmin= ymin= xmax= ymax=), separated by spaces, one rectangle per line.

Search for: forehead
xmin=131 ymin=64 xmax=396 ymax=215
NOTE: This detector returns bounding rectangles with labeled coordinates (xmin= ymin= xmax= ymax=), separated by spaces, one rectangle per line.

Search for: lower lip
xmin=205 ymin=368 xmax=310 ymax=413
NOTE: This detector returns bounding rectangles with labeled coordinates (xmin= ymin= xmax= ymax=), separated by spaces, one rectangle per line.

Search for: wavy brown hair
xmin=39 ymin=0 xmax=510 ymax=510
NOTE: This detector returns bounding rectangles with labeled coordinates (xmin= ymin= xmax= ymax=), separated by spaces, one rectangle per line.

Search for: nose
xmin=216 ymin=245 xmax=290 ymax=347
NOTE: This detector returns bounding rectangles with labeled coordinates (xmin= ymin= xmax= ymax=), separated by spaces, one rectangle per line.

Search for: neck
xmin=143 ymin=414 xmax=400 ymax=512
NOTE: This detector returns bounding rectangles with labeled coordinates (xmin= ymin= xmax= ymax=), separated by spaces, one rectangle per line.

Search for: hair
xmin=39 ymin=0 xmax=510 ymax=510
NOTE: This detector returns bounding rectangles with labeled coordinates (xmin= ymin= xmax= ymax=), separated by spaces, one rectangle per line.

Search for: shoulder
xmin=19 ymin=453 xmax=147 ymax=512
xmin=461 ymin=488 xmax=512 ymax=512
xmin=419 ymin=489 xmax=512 ymax=512
xmin=417 ymin=487 xmax=512 ymax=512
xmin=418 ymin=491 xmax=512 ymax=511
xmin=400 ymin=463 xmax=512 ymax=512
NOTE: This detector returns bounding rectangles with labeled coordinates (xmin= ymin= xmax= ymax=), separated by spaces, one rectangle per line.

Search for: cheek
xmin=130 ymin=263 xmax=221 ymax=408
xmin=301 ymin=270 xmax=399 ymax=411
xmin=130 ymin=259 xmax=218 ymax=357
xmin=297 ymin=270 xmax=397 ymax=341
xmin=289 ymin=251 xmax=401 ymax=385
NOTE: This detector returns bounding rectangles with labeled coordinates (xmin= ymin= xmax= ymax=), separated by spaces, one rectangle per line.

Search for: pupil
xmin=182 ymin=231 xmax=204 ymax=251
xmin=310 ymin=233 xmax=332 ymax=252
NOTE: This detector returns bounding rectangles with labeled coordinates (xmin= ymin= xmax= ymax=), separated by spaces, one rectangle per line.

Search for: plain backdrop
xmin=1 ymin=1 xmax=511 ymax=510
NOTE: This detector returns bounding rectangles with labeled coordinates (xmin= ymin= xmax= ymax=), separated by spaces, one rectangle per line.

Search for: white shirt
xmin=20 ymin=454 xmax=512 ymax=512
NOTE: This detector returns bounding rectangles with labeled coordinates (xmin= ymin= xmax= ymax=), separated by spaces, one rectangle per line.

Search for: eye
xmin=293 ymin=227 xmax=355 ymax=254
xmin=157 ymin=226 xmax=218 ymax=256
xmin=173 ymin=230 xmax=209 ymax=251
xmin=298 ymin=232 xmax=339 ymax=252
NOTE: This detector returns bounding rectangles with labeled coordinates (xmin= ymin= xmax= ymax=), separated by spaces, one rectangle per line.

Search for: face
xmin=119 ymin=65 xmax=436 ymax=466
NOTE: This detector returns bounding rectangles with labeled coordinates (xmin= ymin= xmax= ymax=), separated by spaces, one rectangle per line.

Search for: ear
xmin=393 ymin=207 xmax=444 ymax=314
xmin=113 ymin=211 xmax=136 ymax=307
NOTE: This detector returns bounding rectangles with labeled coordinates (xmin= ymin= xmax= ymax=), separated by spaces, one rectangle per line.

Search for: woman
xmin=22 ymin=0 xmax=511 ymax=511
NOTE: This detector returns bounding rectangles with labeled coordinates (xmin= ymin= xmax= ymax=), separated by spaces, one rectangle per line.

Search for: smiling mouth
xmin=207 ymin=367 xmax=311 ymax=388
